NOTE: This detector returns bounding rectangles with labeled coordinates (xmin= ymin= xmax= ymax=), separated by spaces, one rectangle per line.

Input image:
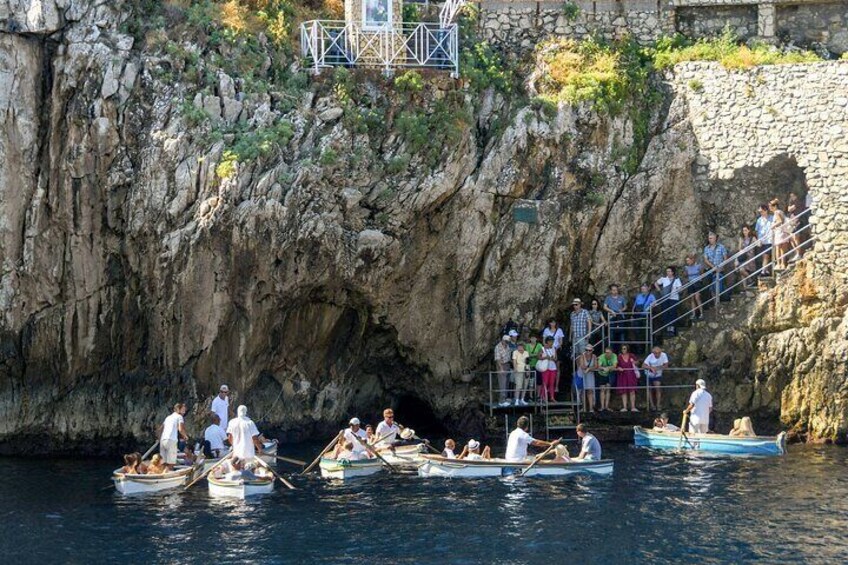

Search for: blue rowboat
xmin=633 ymin=426 xmax=787 ymax=456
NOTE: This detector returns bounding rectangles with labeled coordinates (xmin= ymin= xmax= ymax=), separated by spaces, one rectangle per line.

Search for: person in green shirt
xmin=596 ymin=347 xmax=618 ymax=412
xmin=525 ymin=335 xmax=543 ymax=404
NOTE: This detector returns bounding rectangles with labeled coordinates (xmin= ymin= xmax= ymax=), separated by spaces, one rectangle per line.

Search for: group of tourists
xmin=439 ymin=418 xmax=602 ymax=463
xmin=331 ymin=408 xmax=420 ymax=460
xmin=119 ymin=384 xmax=268 ymax=475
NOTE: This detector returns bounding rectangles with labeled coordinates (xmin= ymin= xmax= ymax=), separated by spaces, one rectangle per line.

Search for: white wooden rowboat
xmin=208 ymin=474 xmax=274 ymax=498
xmin=417 ymin=455 xmax=615 ymax=478
xmin=112 ymin=465 xmax=194 ymax=494
xmin=319 ymin=456 xmax=383 ymax=480
xmin=377 ymin=443 xmax=428 ymax=468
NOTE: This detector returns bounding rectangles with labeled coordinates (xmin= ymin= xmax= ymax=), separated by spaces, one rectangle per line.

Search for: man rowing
xmin=684 ymin=378 xmax=713 ymax=434
xmin=159 ymin=403 xmax=188 ymax=471
xmin=343 ymin=417 xmax=368 ymax=457
xmin=505 ymin=416 xmax=558 ymax=462
xmin=374 ymin=408 xmax=399 ymax=449
xmin=227 ymin=405 xmax=264 ymax=461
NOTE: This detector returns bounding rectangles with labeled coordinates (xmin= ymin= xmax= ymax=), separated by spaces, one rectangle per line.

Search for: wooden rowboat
xmin=208 ymin=474 xmax=274 ymax=498
xmin=416 ymin=455 xmax=615 ymax=478
xmin=633 ymin=426 xmax=787 ymax=456
xmin=376 ymin=443 xmax=428 ymax=469
xmin=319 ymin=456 xmax=383 ymax=480
xmin=112 ymin=465 xmax=194 ymax=494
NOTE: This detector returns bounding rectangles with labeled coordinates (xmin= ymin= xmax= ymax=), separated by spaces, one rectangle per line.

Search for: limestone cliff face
xmin=0 ymin=1 xmax=845 ymax=452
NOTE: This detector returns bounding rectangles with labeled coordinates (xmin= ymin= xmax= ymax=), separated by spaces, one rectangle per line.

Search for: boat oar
xmin=274 ymin=455 xmax=307 ymax=467
xmin=301 ymin=431 xmax=343 ymax=475
xmin=396 ymin=423 xmax=441 ymax=455
xmin=519 ymin=438 xmax=562 ymax=476
xmin=184 ymin=452 xmax=233 ymax=490
xmin=254 ymin=456 xmax=296 ymax=490
xmin=678 ymin=412 xmax=690 ymax=452
xmin=141 ymin=440 xmax=160 ymax=461
xmin=354 ymin=435 xmax=398 ymax=473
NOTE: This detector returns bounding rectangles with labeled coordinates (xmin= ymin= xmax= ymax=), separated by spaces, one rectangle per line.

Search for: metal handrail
xmin=651 ymin=206 xmax=813 ymax=320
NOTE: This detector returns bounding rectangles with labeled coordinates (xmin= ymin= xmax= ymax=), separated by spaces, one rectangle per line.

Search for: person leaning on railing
xmin=702 ymin=232 xmax=729 ymax=301
xmin=754 ymin=203 xmax=774 ymax=277
xmin=654 ymin=267 xmax=682 ymax=337
xmin=736 ymin=225 xmax=758 ymax=289
xmin=493 ymin=336 xmax=512 ymax=406
xmin=631 ymin=283 xmax=655 ymax=355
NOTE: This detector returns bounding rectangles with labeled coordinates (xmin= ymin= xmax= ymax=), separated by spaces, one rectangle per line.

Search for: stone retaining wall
xmin=478 ymin=0 xmax=848 ymax=54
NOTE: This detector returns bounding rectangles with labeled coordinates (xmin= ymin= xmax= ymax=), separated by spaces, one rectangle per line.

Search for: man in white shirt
xmin=575 ymin=423 xmax=602 ymax=461
xmin=375 ymin=408 xmax=400 ymax=448
xmin=655 ymin=266 xmax=683 ymax=335
xmin=203 ymin=413 xmax=229 ymax=458
xmin=227 ymin=405 xmax=263 ymax=460
xmin=685 ymin=379 xmax=713 ymax=434
xmin=343 ymin=417 xmax=368 ymax=455
xmin=505 ymin=416 xmax=556 ymax=461
xmin=159 ymin=403 xmax=188 ymax=470
xmin=642 ymin=346 xmax=670 ymax=410
xmin=211 ymin=385 xmax=232 ymax=431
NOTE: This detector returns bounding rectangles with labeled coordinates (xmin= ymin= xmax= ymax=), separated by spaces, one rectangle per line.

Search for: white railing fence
xmin=300 ymin=20 xmax=460 ymax=77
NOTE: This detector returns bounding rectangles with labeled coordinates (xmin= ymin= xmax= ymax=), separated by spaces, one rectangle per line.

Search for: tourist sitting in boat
xmin=374 ymin=408 xmax=399 ymax=449
xmin=181 ymin=444 xmax=198 ymax=465
xmin=332 ymin=440 xmax=362 ymax=461
xmin=551 ymin=445 xmax=571 ymax=463
xmin=146 ymin=454 xmax=167 ymax=474
xmin=458 ymin=439 xmax=491 ymax=460
xmin=395 ymin=427 xmax=419 ymax=446
xmin=729 ymin=416 xmax=757 ymax=437
xmin=442 ymin=439 xmax=457 ymax=459
xmin=505 ymin=416 xmax=558 ymax=462
xmin=204 ymin=413 xmax=229 ymax=458
xmin=365 ymin=425 xmax=375 ymax=442
xmin=120 ymin=453 xmax=146 ymax=474
xmin=574 ymin=424 xmax=602 ymax=461
xmin=652 ymin=412 xmax=681 ymax=432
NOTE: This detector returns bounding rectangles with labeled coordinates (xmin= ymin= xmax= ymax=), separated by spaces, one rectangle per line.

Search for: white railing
xmin=439 ymin=0 xmax=466 ymax=28
xmin=300 ymin=20 xmax=460 ymax=77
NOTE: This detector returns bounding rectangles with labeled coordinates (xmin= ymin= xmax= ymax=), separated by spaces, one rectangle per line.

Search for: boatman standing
xmin=684 ymin=379 xmax=713 ymax=434
xmin=159 ymin=403 xmax=188 ymax=471
xmin=211 ymin=385 xmax=232 ymax=430
xmin=374 ymin=408 xmax=399 ymax=448
xmin=505 ymin=416 xmax=557 ymax=462
xmin=344 ymin=417 xmax=368 ymax=456
xmin=227 ymin=405 xmax=264 ymax=460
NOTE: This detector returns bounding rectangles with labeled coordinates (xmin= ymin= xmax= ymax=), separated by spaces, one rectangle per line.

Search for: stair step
xmin=547 ymin=424 xmax=578 ymax=431
xmin=545 ymin=409 xmax=577 ymax=416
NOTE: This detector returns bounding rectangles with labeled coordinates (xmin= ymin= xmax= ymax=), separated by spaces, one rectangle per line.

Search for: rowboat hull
xmin=208 ymin=475 xmax=274 ymax=498
xmin=319 ymin=457 xmax=383 ymax=480
xmin=633 ymin=426 xmax=787 ymax=456
xmin=112 ymin=466 xmax=193 ymax=494
xmin=377 ymin=444 xmax=427 ymax=468
xmin=417 ymin=456 xmax=615 ymax=478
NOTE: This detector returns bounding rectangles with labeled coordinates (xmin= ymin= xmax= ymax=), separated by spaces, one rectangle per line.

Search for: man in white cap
xmin=684 ymin=379 xmax=713 ymax=434
xmin=505 ymin=416 xmax=557 ymax=461
xmin=211 ymin=385 xmax=232 ymax=430
xmin=494 ymin=335 xmax=513 ymax=406
xmin=226 ymin=405 xmax=264 ymax=460
xmin=343 ymin=417 xmax=368 ymax=456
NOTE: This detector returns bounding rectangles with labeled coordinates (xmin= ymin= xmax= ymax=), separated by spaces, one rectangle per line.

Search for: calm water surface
xmin=2 ymin=443 xmax=847 ymax=563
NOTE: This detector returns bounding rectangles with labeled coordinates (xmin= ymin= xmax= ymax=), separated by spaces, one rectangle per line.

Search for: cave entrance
xmin=393 ymin=394 xmax=447 ymax=437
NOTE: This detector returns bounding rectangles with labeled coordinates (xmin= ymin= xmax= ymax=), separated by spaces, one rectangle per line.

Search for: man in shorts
xmin=642 ymin=346 xmax=669 ymax=411
xmin=159 ymin=403 xmax=188 ymax=470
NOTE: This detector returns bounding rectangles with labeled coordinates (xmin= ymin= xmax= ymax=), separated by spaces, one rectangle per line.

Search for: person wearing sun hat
xmin=459 ymin=439 xmax=491 ymax=460
xmin=684 ymin=379 xmax=713 ymax=434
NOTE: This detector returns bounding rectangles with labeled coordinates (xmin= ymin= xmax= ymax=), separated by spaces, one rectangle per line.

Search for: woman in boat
xmin=120 ymin=453 xmax=144 ymax=474
xmin=616 ymin=344 xmax=640 ymax=412
xmin=365 ymin=425 xmax=375 ymax=442
xmin=729 ymin=417 xmax=756 ymax=437
xmin=458 ymin=439 xmax=491 ymax=460
xmin=146 ymin=454 xmax=167 ymax=474
xmin=181 ymin=444 xmax=197 ymax=465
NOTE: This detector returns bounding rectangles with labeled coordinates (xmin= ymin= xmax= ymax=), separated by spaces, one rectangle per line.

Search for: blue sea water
xmin=1 ymin=443 xmax=847 ymax=564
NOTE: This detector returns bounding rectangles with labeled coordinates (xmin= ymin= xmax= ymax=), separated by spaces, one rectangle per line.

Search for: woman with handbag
xmin=537 ymin=337 xmax=558 ymax=403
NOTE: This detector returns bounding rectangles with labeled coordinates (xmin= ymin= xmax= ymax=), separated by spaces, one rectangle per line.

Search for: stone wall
xmin=478 ymin=0 xmax=848 ymax=55
xmin=675 ymin=5 xmax=759 ymax=39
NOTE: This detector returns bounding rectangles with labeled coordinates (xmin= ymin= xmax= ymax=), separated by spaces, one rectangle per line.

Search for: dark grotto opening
xmin=391 ymin=393 xmax=447 ymax=437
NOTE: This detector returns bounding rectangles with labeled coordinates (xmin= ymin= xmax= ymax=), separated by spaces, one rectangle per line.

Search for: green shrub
xmin=562 ymin=1 xmax=580 ymax=21
xmin=216 ymin=150 xmax=239 ymax=179
xmin=180 ymin=100 xmax=210 ymax=127
xmin=688 ymin=79 xmax=704 ymax=93
xmin=394 ymin=70 xmax=424 ymax=93
xmin=319 ymin=147 xmax=338 ymax=165
xmin=385 ymin=155 xmax=411 ymax=175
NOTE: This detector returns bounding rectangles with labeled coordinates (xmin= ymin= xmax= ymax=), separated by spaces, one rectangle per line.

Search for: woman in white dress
xmin=769 ymin=198 xmax=790 ymax=270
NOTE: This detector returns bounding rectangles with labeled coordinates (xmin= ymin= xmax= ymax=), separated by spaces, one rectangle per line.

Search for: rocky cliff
xmin=0 ymin=1 xmax=845 ymax=453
